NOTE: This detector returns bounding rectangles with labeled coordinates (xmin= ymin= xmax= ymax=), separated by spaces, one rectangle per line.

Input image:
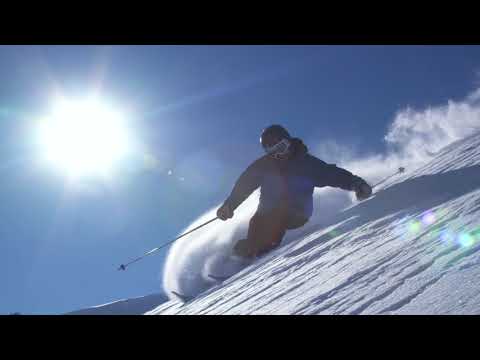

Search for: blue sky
xmin=1 ymin=45 xmax=480 ymax=314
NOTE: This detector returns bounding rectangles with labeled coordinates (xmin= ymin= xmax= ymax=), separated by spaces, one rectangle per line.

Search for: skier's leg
xmin=286 ymin=212 xmax=309 ymax=230
xmin=233 ymin=209 xmax=287 ymax=258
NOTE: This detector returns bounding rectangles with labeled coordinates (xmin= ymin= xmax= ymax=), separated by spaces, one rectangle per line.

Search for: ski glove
xmin=217 ymin=202 xmax=234 ymax=221
xmin=352 ymin=178 xmax=372 ymax=201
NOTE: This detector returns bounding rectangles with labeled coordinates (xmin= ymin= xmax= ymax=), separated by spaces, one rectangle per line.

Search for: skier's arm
xmin=224 ymin=162 xmax=262 ymax=211
xmin=309 ymin=156 xmax=363 ymax=191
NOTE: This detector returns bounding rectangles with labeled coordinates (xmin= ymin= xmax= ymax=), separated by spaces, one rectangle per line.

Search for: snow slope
xmin=148 ymin=132 xmax=480 ymax=315
xmin=66 ymin=293 xmax=167 ymax=315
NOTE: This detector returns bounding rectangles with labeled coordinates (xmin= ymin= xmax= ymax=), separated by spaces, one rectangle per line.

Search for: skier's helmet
xmin=260 ymin=125 xmax=292 ymax=159
xmin=260 ymin=125 xmax=291 ymax=149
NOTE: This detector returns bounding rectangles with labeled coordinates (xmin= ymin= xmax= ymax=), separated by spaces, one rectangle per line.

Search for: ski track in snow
xmin=147 ymin=133 xmax=480 ymax=315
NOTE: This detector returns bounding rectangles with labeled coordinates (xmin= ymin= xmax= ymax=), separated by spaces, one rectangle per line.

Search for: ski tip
xmin=171 ymin=291 xmax=194 ymax=303
xmin=208 ymin=274 xmax=231 ymax=281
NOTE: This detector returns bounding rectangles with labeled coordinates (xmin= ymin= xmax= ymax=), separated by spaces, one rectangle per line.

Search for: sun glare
xmin=37 ymin=97 xmax=131 ymax=179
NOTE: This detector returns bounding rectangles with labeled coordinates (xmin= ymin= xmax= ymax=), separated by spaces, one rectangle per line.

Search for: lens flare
xmin=329 ymin=229 xmax=339 ymax=238
xmin=471 ymin=227 xmax=480 ymax=239
xmin=458 ymin=233 xmax=475 ymax=248
xmin=421 ymin=212 xmax=436 ymax=226
xmin=143 ymin=154 xmax=159 ymax=170
xmin=408 ymin=220 xmax=422 ymax=234
xmin=440 ymin=230 xmax=455 ymax=245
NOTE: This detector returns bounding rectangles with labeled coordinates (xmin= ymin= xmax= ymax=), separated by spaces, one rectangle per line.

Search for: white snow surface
xmin=148 ymin=132 xmax=480 ymax=314
xmin=66 ymin=293 xmax=167 ymax=315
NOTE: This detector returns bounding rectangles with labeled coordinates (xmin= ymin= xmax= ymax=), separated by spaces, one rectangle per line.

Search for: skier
xmin=217 ymin=125 xmax=372 ymax=259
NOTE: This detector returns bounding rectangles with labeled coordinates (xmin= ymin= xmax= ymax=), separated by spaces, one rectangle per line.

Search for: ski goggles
xmin=263 ymin=138 xmax=291 ymax=159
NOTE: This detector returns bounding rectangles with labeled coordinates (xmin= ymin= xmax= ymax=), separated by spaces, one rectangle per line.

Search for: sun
xmin=37 ymin=97 xmax=131 ymax=179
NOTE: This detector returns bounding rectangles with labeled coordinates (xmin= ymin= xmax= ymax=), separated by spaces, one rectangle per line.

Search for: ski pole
xmin=372 ymin=167 xmax=405 ymax=188
xmin=118 ymin=216 xmax=219 ymax=271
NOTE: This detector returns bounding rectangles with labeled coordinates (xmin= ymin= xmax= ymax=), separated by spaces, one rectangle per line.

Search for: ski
xmin=208 ymin=274 xmax=232 ymax=282
xmin=171 ymin=291 xmax=194 ymax=303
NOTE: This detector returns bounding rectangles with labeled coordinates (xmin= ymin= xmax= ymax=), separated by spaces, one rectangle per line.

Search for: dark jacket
xmin=224 ymin=138 xmax=362 ymax=220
